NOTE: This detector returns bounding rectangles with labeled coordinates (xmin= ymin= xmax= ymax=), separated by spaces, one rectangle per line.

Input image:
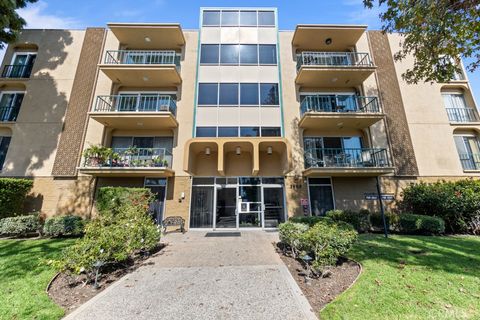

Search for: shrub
xmin=400 ymin=179 xmax=480 ymax=233
xmin=289 ymin=215 xmax=329 ymax=226
xmin=0 ymin=214 xmax=41 ymax=237
xmin=399 ymin=213 xmax=445 ymax=234
xmin=369 ymin=212 xmax=400 ymax=231
xmin=278 ymin=222 xmax=309 ymax=257
xmin=0 ymin=178 xmax=34 ymax=218
xmin=56 ymin=187 xmax=160 ymax=277
xmin=299 ymin=220 xmax=358 ymax=272
xmin=43 ymin=215 xmax=85 ymax=237
xmin=96 ymin=187 xmax=154 ymax=216
xmin=326 ymin=209 xmax=370 ymax=232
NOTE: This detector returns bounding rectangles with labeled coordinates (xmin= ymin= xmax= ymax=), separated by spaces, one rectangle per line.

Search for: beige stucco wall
xmin=388 ymin=33 xmax=480 ymax=177
xmin=0 ymin=29 xmax=86 ymax=177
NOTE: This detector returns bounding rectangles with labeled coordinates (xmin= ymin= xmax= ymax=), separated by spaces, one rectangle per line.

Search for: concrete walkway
xmin=64 ymin=231 xmax=317 ymax=320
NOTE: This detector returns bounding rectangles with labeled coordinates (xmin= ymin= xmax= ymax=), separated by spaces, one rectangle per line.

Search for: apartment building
xmin=0 ymin=7 xmax=478 ymax=230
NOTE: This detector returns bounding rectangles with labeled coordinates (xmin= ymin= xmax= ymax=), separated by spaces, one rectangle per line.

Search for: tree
xmin=364 ymin=0 xmax=480 ymax=84
xmin=0 ymin=0 xmax=38 ymax=49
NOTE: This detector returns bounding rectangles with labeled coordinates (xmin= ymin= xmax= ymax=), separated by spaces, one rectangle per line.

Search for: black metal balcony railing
xmin=304 ymin=148 xmax=390 ymax=169
xmin=1 ymin=64 xmax=33 ymax=78
xmin=93 ymin=94 xmax=177 ymax=115
xmin=104 ymin=50 xmax=181 ymax=67
xmin=0 ymin=107 xmax=20 ymax=122
xmin=300 ymin=95 xmax=380 ymax=115
xmin=296 ymin=51 xmax=373 ymax=70
xmin=458 ymin=153 xmax=480 ymax=171
xmin=83 ymin=147 xmax=173 ymax=169
xmin=445 ymin=108 xmax=479 ymax=123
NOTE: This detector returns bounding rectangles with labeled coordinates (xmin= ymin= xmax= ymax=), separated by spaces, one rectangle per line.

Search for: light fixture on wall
xmin=144 ymin=36 xmax=151 ymax=43
xmin=325 ymin=38 xmax=332 ymax=45
xmin=267 ymin=146 xmax=273 ymax=155
xmin=236 ymin=146 xmax=241 ymax=155
xmin=205 ymin=147 xmax=211 ymax=155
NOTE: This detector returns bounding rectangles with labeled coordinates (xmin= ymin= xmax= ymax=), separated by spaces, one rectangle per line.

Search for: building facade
xmin=0 ymin=7 xmax=478 ymax=230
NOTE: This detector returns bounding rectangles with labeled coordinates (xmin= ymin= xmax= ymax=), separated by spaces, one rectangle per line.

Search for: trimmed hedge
xmin=0 ymin=214 xmax=41 ymax=237
xmin=279 ymin=219 xmax=358 ymax=273
xmin=400 ymin=179 xmax=480 ymax=233
xmin=43 ymin=215 xmax=84 ymax=237
xmin=288 ymin=216 xmax=329 ymax=226
xmin=399 ymin=213 xmax=445 ymax=234
xmin=0 ymin=178 xmax=34 ymax=218
xmin=326 ymin=209 xmax=370 ymax=233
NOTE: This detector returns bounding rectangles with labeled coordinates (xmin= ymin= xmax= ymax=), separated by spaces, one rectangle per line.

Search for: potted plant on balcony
xmin=83 ymin=145 xmax=113 ymax=167
xmin=151 ymin=157 xmax=165 ymax=167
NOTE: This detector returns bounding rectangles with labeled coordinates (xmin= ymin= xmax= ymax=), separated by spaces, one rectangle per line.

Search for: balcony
xmin=446 ymin=108 xmax=480 ymax=123
xmin=299 ymin=95 xmax=384 ymax=130
xmin=0 ymin=106 xmax=20 ymax=122
xmin=78 ymin=147 xmax=174 ymax=177
xmin=303 ymin=147 xmax=394 ymax=176
xmin=295 ymin=51 xmax=376 ymax=88
xmin=99 ymin=50 xmax=182 ymax=87
xmin=89 ymin=94 xmax=178 ymax=129
xmin=108 ymin=23 xmax=185 ymax=50
xmin=292 ymin=25 xmax=367 ymax=51
xmin=459 ymin=153 xmax=480 ymax=171
xmin=1 ymin=64 xmax=33 ymax=79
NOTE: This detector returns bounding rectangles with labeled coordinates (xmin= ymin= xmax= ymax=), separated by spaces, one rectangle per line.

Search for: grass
xmin=0 ymin=238 xmax=75 ymax=320
xmin=321 ymin=234 xmax=480 ymax=320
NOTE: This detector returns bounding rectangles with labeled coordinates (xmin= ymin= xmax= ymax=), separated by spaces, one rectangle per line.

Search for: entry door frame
xmin=261 ymin=184 xmax=288 ymax=229
xmin=213 ymin=183 xmax=238 ymax=230
xmin=144 ymin=177 xmax=168 ymax=223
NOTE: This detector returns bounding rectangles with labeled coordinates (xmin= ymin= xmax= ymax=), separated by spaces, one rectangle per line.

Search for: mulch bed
xmin=275 ymin=243 xmax=361 ymax=314
xmin=48 ymin=244 xmax=165 ymax=314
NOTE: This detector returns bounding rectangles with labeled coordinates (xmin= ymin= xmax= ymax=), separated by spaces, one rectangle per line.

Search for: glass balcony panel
xmin=300 ymin=94 xmax=380 ymax=115
xmin=304 ymin=148 xmax=389 ymax=169
xmin=94 ymin=94 xmax=176 ymax=115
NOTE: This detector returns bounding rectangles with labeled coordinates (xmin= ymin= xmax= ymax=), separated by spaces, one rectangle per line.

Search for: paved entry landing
xmin=65 ymin=231 xmax=317 ymax=320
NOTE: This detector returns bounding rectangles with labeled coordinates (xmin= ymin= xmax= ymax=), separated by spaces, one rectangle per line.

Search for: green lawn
xmin=321 ymin=234 xmax=480 ymax=320
xmin=0 ymin=238 xmax=74 ymax=320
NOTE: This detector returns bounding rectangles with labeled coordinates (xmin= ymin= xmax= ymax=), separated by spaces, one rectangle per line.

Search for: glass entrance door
xmin=238 ymin=185 xmax=262 ymax=228
xmin=216 ymin=186 xmax=237 ymax=228
xmin=263 ymin=187 xmax=285 ymax=228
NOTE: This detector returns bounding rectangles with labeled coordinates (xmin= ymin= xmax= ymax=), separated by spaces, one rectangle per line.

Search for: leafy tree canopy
xmin=0 ymin=0 xmax=38 ymax=49
xmin=364 ymin=0 xmax=480 ymax=83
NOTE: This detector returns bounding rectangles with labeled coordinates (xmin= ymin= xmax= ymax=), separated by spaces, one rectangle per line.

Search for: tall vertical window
xmin=0 ymin=92 xmax=24 ymax=121
xmin=454 ymin=135 xmax=480 ymax=170
xmin=219 ymin=83 xmax=238 ymax=105
xmin=443 ymin=93 xmax=477 ymax=122
xmin=259 ymin=45 xmax=277 ymax=64
xmin=0 ymin=136 xmax=11 ymax=170
xmin=258 ymin=11 xmax=275 ymax=26
xmin=308 ymin=178 xmax=334 ymax=216
xmin=198 ymin=83 xmax=219 ymax=105
xmin=221 ymin=11 xmax=239 ymax=26
xmin=240 ymin=11 xmax=257 ymax=26
xmin=220 ymin=44 xmax=239 ymax=64
xmin=240 ymin=83 xmax=259 ymax=105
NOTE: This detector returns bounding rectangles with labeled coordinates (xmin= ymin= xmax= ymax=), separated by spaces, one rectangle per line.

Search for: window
xmin=198 ymin=83 xmax=218 ymax=105
xmin=220 ymin=44 xmax=239 ymax=64
xmin=4 ymin=52 xmax=36 ymax=78
xmin=240 ymin=127 xmax=260 ymax=137
xmin=218 ymin=127 xmax=238 ymax=137
xmin=0 ymin=136 xmax=11 ymax=170
xmin=219 ymin=83 xmax=238 ymax=105
xmin=454 ymin=135 xmax=480 ymax=170
xmin=221 ymin=11 xmax=239 ymax=26
xmin=261 ymin=127 xmax=281 ymax=137
xmin=239 ymin=45 xmax=258 ymax=64
xmin=196 ymin=127 xmax=217 ymax=137
xmin=260 ymin=83 xmax=279 ymax=105
xmin=203 ymin=11 xmax=220 ymax=26
xmin=0 ymin=92 xmax=24 ymax=121
xmin=258 ymin=11 xmax=275 ymax=26
xmin=259 ymin=45 xmax=277 ymax=65
xmin=240 ymin=83 xmax=259 ymax=105
xmin=198 ymin=83 xmax=279 ymax=107
xmin=308 ymin=178 xmax=334 ymax=216
xmin=200 ymin=45 xmax=277 ymax=66
xmin=240 ymin=11 xmax=257 ymax=26
xmin=200 ymin=45 xmax=219 ymax=64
